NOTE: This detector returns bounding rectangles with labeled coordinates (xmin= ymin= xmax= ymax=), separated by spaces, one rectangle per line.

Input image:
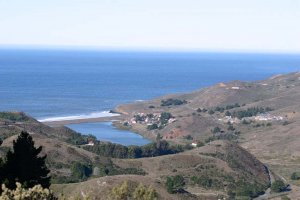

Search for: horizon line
xmin=0 ymin=44 xmax=300 ymax=55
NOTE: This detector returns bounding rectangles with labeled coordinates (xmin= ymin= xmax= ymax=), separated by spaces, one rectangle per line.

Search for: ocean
xmin=0 ymin=48 xmax=299 ymax=145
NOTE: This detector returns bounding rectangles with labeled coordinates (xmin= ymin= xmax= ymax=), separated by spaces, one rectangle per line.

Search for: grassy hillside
xmin=115 ymin=72 xmax=300 ymax=187
xmin=52 ymin=141 xmax=270 ymax=199
xmin=0 ymin=111 xmax=272 ymax=199
xmin=0 ymin=112 xmax=125 ymax=183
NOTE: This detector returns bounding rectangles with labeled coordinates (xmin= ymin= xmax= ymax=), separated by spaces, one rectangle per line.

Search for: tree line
xmin=83 ymin=139 xmax=185 ymax=159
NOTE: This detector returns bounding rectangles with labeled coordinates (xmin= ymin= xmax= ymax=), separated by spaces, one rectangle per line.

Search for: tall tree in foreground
xmin=2 ymin=131 xmax=51 ymax=189
xmin=0 ymin=139 xmax=4 ymax=186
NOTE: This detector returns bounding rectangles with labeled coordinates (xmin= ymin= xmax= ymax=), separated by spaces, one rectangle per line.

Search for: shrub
xmin=197 ymin=141 xmax=205 ymax=147
xmin=70 ymin=162 xmax=92 ymax=181
xmin=271 ymin=180 xmax=286 ymax=193
xmin=147 ymin=124 xmax=158 ymax=130
xmin=291 ymin=172 xmax=300 ymax=180
xmin=165 ymin=175 xmax=185 ymax=194
xmin=132 ymin=183 xmax=157 ymax=200
xmin=183 ymin=135 xmax=193 ymax=140
xmin=231 ymin=107 xmax=272 ymax=119
xmin=161 ymin=99 xmax=187 ymax=106
xmin=227 ymin=125 xmax=235 ymax=131
xmin=110 ymin=181 xmax=157 ymax=200
xmin=160 ymin=112 xmax=172 ymax=125
xmin=212 ymin=127 xmax=221 ymax=133
xmin=208 ymin=110 xmax=215 ymax=115
xmin=110 ymin=181 xmax=130 ymax=200
xmin=191 ymin=175 xmax=213 ymax=188
xmin=283 ymin=121 xmax=290 ymax=126
xmin=281 ymin=195 xmax=291 ymax=200
xmin=0 ymin=182 xmax=57 ymax=200
xmin=225 ymin=111 xmax=231 ymax=116
xmin=242 ymin=119 xmax=250 ymax=124
xmin=215 ymin=107 xmax=225 ymax=113
xmin=0 ymin=112 xmax=30 ymax=122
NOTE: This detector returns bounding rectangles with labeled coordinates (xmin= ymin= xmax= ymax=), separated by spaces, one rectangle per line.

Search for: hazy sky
xmin=0 ymin=0 xmax=299 ymax=52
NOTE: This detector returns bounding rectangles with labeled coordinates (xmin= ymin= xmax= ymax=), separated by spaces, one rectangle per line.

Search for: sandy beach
xmin=41 ymin=115 xmax=123 ymax=126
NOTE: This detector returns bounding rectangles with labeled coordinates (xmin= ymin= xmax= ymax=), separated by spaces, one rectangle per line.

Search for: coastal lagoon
xmin=1 ymin=49 xmax=299 ymax=145
xmin=67 ymin=122 xmax=150 ymax=146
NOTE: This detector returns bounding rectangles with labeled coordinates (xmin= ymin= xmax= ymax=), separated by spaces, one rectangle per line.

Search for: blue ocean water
xmin=0 ymin=48 xmax=299 ymax=145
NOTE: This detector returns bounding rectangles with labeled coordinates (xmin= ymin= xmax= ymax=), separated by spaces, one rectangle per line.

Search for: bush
xmin=110 ymin=181 xmax=130 ymax=200
xmin=165 ymin=175 xmax=185 ymax=194
xmin=212 ymin=127 xmax=221 ymax=133
xmin=183 ymin=135 xmax=193 ymax=140
xmin=147 ymin=124 xmax=158 ymax=130
xmin=271 ymin=180 xmax=286 ymax=193
xmin=0 ymin=182 xmax=57 ymax=200
xmin=110 ymin=181 xmax=157 ymax=200
xmin=70 ymin=162 xmax=92 ymax=181
xmin=161 ymin=99 xmax=187 ymax=106
xmin=231 ymin=107 xmax=273 ymax=119
xmin=242 ymin=119 xmax=251 ymax=124
xmin=225 ymin=111 xmax=231 ymax=116
xmin=197 ymin=141 xmax=205 ymax=147
xmin=133 ymin=183 xmax=157 ymax=200
xmin=208 ymin=110 xmax=215 ymax=115
xmin=225 ymin=103 xmax=240 ymax=110
xmin=160 ymin=112 xmax=172 ymax=125
xmin=281 ymin=195 xmax=291 ymax=200
xmin=0 ymin=112 xmax=30 ymax=122
xmin=266 ymin=122 xmax=272 ymax=126
xmin=283 ymin=121 xmax=290 ymax=126
xmin=191 ymin=175 xmax=213 ymax=188
xmin=227 ymin=125 xmax=235 ymax=131
xmin=291 ymin=172 xmax=300 ymax=180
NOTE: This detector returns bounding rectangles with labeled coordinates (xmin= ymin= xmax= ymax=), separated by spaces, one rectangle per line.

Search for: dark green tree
xmin=1 ymin=131 xmax=51 ymax=189
xmin=0 ymin=139 xmax=3 ymax=186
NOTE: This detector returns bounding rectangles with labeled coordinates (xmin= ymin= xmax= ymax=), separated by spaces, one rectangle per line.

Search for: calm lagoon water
xmin=67 ymin=122 xmax=149 ymax=146
xmin=0 ymin=48 xmax=299 ymax=145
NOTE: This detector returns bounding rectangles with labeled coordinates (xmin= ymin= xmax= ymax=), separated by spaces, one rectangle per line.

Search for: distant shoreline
xmin=41 ymin=115 xmax=123 ymax=126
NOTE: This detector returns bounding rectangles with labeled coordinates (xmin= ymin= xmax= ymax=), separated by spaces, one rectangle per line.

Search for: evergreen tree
xmin=0 ymin=139 xmax=4 ymax=188
xmin=2 ymin=131 xmax=51 ymax=189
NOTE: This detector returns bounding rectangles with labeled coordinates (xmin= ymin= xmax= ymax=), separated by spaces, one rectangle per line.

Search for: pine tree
xmin=2 ymin=131 xmax=51 ymax=189
xmin=0 ymin=139 xmax=4 ymax=187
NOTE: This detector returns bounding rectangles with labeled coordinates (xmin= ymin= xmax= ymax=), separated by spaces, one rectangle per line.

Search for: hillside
xmin=115 ymin=72 xmax=300 ymax=184
xmin=0 ymin=112 xmax=272 ymax=199
xmin=52 ymin=140 xmax=270 ymax=199
xmin=0 ymin=112 xmax=111 ymax=182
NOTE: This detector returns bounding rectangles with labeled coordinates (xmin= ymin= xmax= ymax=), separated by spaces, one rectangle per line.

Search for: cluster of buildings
xmin=253 ymin=113 xmax=284 ymax=121
xmin=218 ymin=116 xmax=241 ymax=123
xmin=218 ymin=113 xmax=284 ymax=124
xmin=127 ymin=112 xmax=176 ymax=126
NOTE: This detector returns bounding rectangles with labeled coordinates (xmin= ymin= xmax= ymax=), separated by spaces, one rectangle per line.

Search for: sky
xmin=0 ymin=0 xmax=299 ymax=53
